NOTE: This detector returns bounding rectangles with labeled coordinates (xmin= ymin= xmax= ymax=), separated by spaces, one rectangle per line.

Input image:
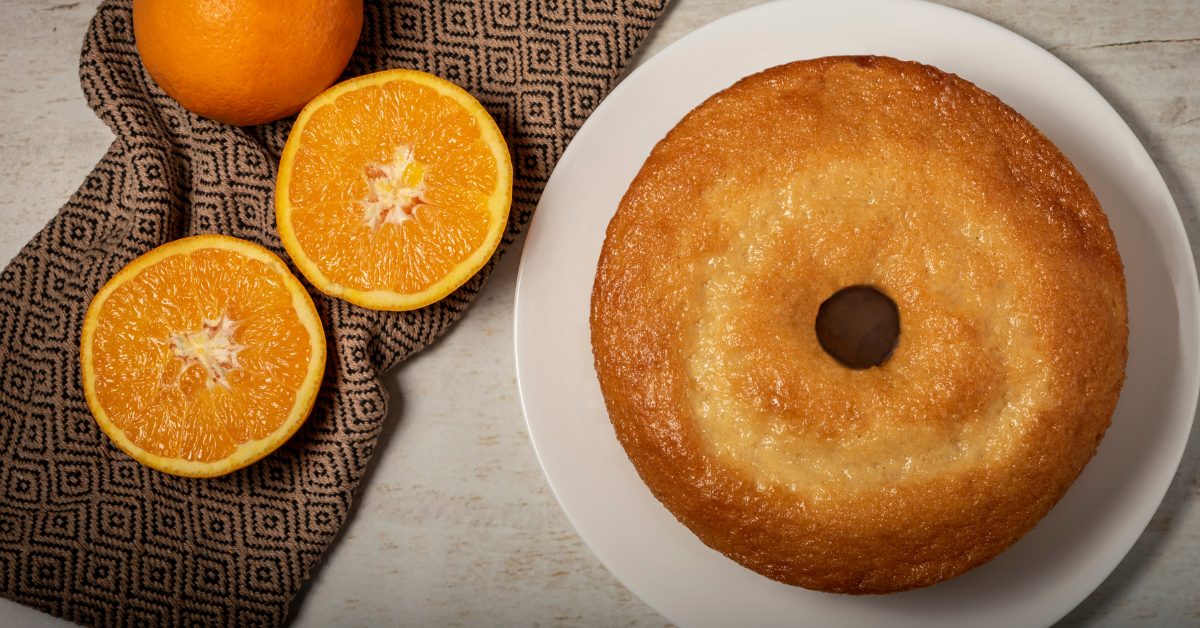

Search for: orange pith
xmin=276 ymin=69 xmax=513 ymax=310
xmin=80 ymin=235 xmax=326 ymax=478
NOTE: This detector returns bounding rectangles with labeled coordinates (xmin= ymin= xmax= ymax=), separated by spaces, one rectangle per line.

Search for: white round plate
xmin=512 ymin=0 xmax=1200 ymax=626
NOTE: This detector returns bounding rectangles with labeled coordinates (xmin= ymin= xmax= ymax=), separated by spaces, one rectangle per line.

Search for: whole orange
xmin=133 ymin=0 xmax=363 ymax=127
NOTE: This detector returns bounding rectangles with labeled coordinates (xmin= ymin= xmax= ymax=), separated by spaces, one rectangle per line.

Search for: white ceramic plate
xmin=512 ymin=0 xmax=1200 ymax=626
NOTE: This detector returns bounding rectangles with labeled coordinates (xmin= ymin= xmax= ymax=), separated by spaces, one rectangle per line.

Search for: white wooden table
xmin=1 ymin=0 xmax=1197 ymax=626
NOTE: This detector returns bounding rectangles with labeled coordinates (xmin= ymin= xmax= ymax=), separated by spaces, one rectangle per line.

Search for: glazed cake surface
xmin=589 ymin=56 xmax=1128 ymax=594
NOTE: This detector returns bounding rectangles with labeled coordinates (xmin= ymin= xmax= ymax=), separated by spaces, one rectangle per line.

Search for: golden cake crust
xmin=590 ymin=56 xmax=1127 ymax=594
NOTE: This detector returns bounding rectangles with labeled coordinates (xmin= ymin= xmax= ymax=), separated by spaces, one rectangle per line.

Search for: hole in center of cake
xmin=815 ymin=286 xmax=900 ymax=369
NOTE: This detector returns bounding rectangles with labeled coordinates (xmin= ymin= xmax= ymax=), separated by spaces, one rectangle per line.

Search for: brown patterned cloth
xmin=0 ymin=0 xmax=665 ymax=625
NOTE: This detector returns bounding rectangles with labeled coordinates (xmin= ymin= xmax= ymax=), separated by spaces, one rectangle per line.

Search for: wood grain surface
xmin=0 ymin=0 xmax=1196 ymax=625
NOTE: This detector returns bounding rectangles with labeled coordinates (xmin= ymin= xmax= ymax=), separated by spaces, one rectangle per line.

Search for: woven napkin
xmin=0 ymin=0 xmax=665 ymax=625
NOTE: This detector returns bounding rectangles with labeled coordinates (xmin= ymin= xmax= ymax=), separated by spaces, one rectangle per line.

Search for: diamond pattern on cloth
xmin=0 ymin=0 xmax=666 ymax=625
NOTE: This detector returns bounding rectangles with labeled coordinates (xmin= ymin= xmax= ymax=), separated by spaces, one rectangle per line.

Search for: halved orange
xmin=275 ymin=68 xmax=513 ymax=311
xmin=80 ymin=235 xmax=326 ymax=478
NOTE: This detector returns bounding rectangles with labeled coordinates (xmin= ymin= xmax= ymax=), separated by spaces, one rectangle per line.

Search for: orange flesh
xmin=90 ymin=248 xmax=311 ymax=463
xmin=287 ymin=80 xmax=498 ymax=293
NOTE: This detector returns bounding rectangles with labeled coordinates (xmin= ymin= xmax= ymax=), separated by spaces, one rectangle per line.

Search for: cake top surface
xmin=591 ymin=56 xmax=1128 ymax=594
